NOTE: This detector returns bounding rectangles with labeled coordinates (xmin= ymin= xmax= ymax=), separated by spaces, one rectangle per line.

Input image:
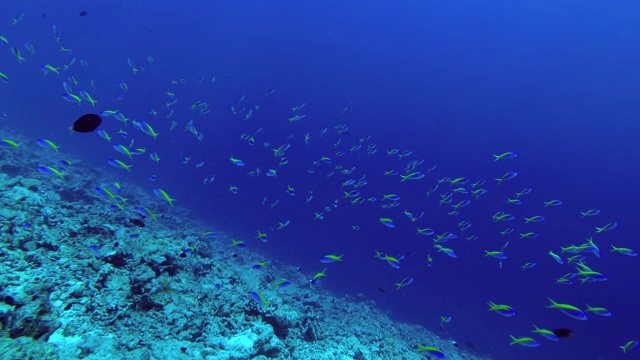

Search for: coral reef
xmin=0 ymin=131 xmax=488 ymax=359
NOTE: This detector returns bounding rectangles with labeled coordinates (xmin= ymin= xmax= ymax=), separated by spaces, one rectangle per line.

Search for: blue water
xmin=2 ymin=1 xmax=639 ymax=359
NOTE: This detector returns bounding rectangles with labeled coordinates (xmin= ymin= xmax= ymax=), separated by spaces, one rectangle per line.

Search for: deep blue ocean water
xmin=1 ymin=1 xmax=639 ymax=359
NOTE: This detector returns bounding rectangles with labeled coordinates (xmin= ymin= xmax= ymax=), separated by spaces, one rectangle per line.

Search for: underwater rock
xmin=265 ymin=304 xmax=302 ymax=339
xmin=0 ymin=129 xmax=490 ymax=360
xmin=133 ymin=295 xmax=163 ymax=312
xmin=5 ymin=294 xmax=60 ymax=341
xmin=303 ymin=321 xmax=319 ymax=342
xmin=102 ymin=252 xmax=132 ymax=268
xmin=128 ymin=218 xmax=145 ymax=228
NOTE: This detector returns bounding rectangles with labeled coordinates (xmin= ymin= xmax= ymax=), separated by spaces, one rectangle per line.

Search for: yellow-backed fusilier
xmin=291 ymin=102 xmax=306 ymax=112
xmin=580 ymin=209 xmax=600 ymax=218
xmin=320 ymin=254 xmax=343 ymax=263
xmin=595 ymin=222 xmax=617 ymax=233
xmin=114 ymin=113 xmax=130 ymax=126
xmin=546 ymin=298 xmax=588 ymax=320
xmin=493 ymin=152 xmax=518 ymax=161
xmin=255 ymin=231 xmax=269 ymax=242
xmin=62 ymin=93 xmax=81 ymax=105
xmin=288 ymin=114 xmax=306 ymax=123
xmin=555 ymin=273 xmax=575 ymax=285
xmin=380 ymin=255 xmax=401 ymax=269
xmin=484 ymin=250 xmax=508 ymax=260
xmin=415 ymin=344 xmax=446 ymax=359
xmin=229 ymin=156 xmax=245 ymax=166
xmin=285 ymin=185 xmax=296 ymax=196
xmin=100 ymin=109 xmax=118 ymax=117
xmin=1 ymin=139 xmax=19 ymax=148
xmin=149 ymin=152 xmax=160 ymax=164
xmin=487 ymin=301 xmax=516 ymax=317
xmin=113 ymin=144 xmax=134 ymax=159
xmin=274 ymin=280 xmax=291 ymax=289
xmin=548 ymin=251 xmax=564 ymax=264
xmin=400 ymin=172 xmax=425 ymax=182
xmin=495 ymin=171 xmax=518 ymax=185
xmin=417 ymin=227 xmax=435 ymax=236
xmin=79 ymin=90 xmax=98 ymax=107
xmin=107 ymin=159 xmax=133 ymax=172
xmin=137 ymin=207 xmax=159 ymax=221
xmin=52 ymin=25 xmax=61 ymax=43
xmin=249 ymin=291 xmax=268 ymax=306
xmin=509 ymin=335 xmax=540 ymax=347
xmin=519 ymin=232 xmax=538 ymax=239
xmin=515 ymin=188 xmax=532 ymax=197
xmin=252 ymin=261 xmax=267 ymax=269
xmin=395 ymin=277 xmax=414 ymax=290
xmin=97 ymin=130 xmax=111 ymax=142
xmin=37 ymin=166 xmax=64 ymax=179
xmin=544 ymin=199 xmax=563 ymax=207
xmin=434 ymin=244 xmax=458 ymax=258
xmin=620 ymin=340 xmax=639 ymax=353
xmin=36 ymin=139 xmax=60 ymax=152
xmin=230 ymin=239 xmax=246 ymax=248
xmin=272 ymin=143 xmax=291 ymax=158
xmin=276 ymin=220 xmax=290 ymax=229
xmin=95 ymin=187 xmax=117 ymax=200
xmin=585 ymin=304 xmax=612 ymax=317
xmin=506 ymin=198 xmax=522 ymax=205
xmin=11 ymin=47 xmax=25 ymax=63
xmin=134 ymin=120 xmax=159 ymax=140
xmin=379 ymin=217 xmax=395 ymax=228
xmin=492 ymin=211 xmax=515 ymax=222
xmin=310 ymin=268 xmax=327 ymax=285
xmin=40 ymin=64 xmax=60 ymax=75
xmin=521 ymin=262 xmax=536 ymax=270
xmin=531 ymin=325 xmax=559 ymax=341
xmin=11 ymin=13 xmax=25 ymax=25
xmin=610 ymin=245 xmax=637 ymax=256
xmin=153 ymin=188 xmax=176 ymax=206
xmin=524 ymin=215 xmax=545 ymax=223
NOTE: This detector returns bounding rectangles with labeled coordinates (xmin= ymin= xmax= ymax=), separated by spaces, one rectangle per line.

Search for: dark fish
xmin=553 ymin=328 xmax=574 ymax=338
xmin=129 ymin=219 xmax=145 ymax=228
xmin=72 ymin=113 xmax=102 ymax=132
xmin=79 ymin=10 xmax=88 ymax=16
xmin=377 ymin=287 xmax=386 ymax=293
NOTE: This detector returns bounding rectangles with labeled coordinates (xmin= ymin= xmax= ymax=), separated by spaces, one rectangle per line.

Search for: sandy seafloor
xmin=0 ymin=129 xmax=489 ymax=360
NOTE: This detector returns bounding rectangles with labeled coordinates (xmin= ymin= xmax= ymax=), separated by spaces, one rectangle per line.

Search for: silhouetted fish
xmin=72 ymin=113 xmax=102 ymax=132
xmin=553 ymin=328 xmax=574 ymax=338
xmin=129 ymin=219 xmax=145 ymax=228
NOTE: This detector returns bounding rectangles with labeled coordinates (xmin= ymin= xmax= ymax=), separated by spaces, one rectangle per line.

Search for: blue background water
xmin=2 ymin=1 xmax=639 ymax=359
